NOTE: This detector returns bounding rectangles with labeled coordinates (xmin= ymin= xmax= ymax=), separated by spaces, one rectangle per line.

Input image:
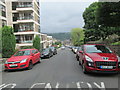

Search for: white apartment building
xmin=0 ymin=0 xmax=7 ymax=28
xmin=41 ymin=34 xmax=54 ymax=49
xmin=5 ymin=0 xmax=40 ymax=48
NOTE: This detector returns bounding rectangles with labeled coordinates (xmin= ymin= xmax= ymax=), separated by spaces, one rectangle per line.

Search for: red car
xmin=78 ymin=44 xmax=120 ymax=74
xmin=4 ymin=49 xmax=41 ymax=71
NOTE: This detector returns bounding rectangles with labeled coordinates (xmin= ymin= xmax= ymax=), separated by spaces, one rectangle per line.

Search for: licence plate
xmin=9 ymin=64 xmax=17 ymax=67
xmin=100 ymin=66 xmax=113 ymax=69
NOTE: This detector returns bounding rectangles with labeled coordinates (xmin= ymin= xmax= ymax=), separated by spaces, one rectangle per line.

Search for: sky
xmin=40 ymin=0 xmax=98 ymax=33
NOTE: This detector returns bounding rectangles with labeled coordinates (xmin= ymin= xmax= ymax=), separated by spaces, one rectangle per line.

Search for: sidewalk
xmin=0 ymin=64 xmax=4 ymax=72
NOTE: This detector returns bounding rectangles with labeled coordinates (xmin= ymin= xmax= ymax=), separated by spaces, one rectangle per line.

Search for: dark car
xmin=78 ymin=44 xmax=120 ymax=74
xmin=41 ymin=48 xmax=53 ymax=58
xmin=49 ymin=47 xmax=57 ymax=55
xmin=76 ymin=47 xmax=82 ymax=61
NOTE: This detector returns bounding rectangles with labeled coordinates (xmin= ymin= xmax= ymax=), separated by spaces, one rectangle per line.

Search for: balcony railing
xmin=17 ymin=4 xmax=33 ymax=8
xmin=18 ymin=28 xmax=34 ymax=32
xmin=20 ymin=40 xmax=33 ymax=43
xmin=17 ymin=16 xmax=33 ymax=20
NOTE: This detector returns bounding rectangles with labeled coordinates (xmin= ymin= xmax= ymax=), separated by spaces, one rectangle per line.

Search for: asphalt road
xmin=0 ymin=48 xmax=119 ymax=89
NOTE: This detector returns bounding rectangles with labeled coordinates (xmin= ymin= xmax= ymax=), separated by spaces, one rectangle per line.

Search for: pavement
xmin=0 ymin=48 xmax=119 ymax=89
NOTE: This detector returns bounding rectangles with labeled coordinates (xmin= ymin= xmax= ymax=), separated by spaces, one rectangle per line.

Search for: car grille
xmin=95 ymin=61 xmax=117 ymax=69
xmin=10 ymin=66 xmax=18 ymax=68
xmin=8 ymin=61 xmax=20 ymax=64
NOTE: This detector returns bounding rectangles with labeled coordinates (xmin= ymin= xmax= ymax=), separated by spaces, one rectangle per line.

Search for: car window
xmin=32 ymin=50 xmax=36 ymax=54
xmin=32 ymin=50 xmax=38 ymax=54
xmin=85 ymin=45 xmax=112 ymax=53
xmin=14 ymin=50 xmax=31 ymax=56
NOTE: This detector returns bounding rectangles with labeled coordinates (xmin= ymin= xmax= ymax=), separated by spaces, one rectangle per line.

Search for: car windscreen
xmin=85 ymin=45 xmax=112 ymax=53
xmin=14 ymin=50 xmax=31 ymax=56
xmin=42 ymin=49 xmax=49 ymax=53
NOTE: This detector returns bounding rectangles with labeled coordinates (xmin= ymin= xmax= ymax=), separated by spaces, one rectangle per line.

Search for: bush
xmin=33 ymin=35 xmax=41 ymax=51
xmin=1 ymin=26 xmax=16 ymax=58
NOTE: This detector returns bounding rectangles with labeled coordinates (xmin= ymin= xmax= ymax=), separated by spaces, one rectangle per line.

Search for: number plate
xmin=9 ymin=64 xmax=17 ymax=67
xmin=100 ymin=66 xmax=113 ymax=69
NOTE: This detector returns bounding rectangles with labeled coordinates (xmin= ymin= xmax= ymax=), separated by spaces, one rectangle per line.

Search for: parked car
xmin=78 ymin=44 xmax=120 ymax=74
xmin=41 ymin=48 xmax=53 ymax=58
xmin=61 ymin=46 xmax=65 ymax=50
xmin=71 ymin=46 xmax=79 ymax=54
xmin=76 ymin=47 xmax=82 ymax=61
xmin=4 ymin=49 xmax=41 ymax=71
xmin=49 ymin=47 xmax=57 ymax=55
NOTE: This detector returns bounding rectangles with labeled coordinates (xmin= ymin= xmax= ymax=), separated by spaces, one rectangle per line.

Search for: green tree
xmin=83 ymin=2 xmax=101 ymax=42
xmin=83 ymin=2 xmax=116 ymax=42
xmin=96 ymin=2 xmax=120 ymax=36
xmin=33 ymin=35 xmax=41 ymax=51
xmin=1 ymin=26 xmax=16 ymax=58
xmin=71 ymin=28 xmax=84 ymax=46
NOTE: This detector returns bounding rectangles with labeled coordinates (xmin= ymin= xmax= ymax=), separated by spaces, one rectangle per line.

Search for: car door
xmin=33 ymin=50 xmax=40 ymax=63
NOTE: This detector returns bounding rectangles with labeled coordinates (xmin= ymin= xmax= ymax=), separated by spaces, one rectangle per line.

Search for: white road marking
xmin=76 ymin=82 xmax=82 ymax=88
xmin=55 ymin=82 xmax=59 ymax=88
xmin=30 ymin=83 xmax=45 ymax=88
xmin=66 ymin=83 xmax=69 ymax=88
xmin=45 ymin=83 xmax=52 ymax=88
xmin=0 ymin=83 xmax=16 ymax=90
xmin=87 ymin=82 xmax=92 ymax=90
xmin=94 ymin=82 xmax=105 ymax=90
xmin=0 ymin=84 xmax=5 ymax=88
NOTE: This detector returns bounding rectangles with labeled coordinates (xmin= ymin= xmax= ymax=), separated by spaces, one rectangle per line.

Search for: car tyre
xmin=76 ymin=55 xmax=79 ymax=61
xmin=82 ymin=64 xmax=88 ymax=74
xmin=28 ymin=61 xmax=33 ymax=70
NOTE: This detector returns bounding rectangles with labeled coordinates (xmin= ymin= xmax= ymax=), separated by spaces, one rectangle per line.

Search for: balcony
xmin=17 ymin=4 xmax=33 ymax=8
xmin=18 ymin=28 xmax=34 ymax=32
xmin=17 ymin=16 xmax=33 ymax=20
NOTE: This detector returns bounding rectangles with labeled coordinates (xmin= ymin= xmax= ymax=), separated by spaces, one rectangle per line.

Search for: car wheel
xmin=76 ymin=55 xmax=79 ymax=61
xmin=82 ymin=64 xmax=88 ymax=74
xmin=28 ymin=61 xmax=33 ymax=70
xmin=79 ymin=61 xmax=81 ymax=65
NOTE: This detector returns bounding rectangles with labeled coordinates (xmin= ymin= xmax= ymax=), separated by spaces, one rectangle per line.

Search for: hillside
xmin=47 ymin=32 xmax=71 ymax=41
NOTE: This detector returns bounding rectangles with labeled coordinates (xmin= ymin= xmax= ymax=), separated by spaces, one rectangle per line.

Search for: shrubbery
xmin=1 ymin=26 xmax=16 ymax=58
xmin=33 ymin=35 xmax=41 ymax=51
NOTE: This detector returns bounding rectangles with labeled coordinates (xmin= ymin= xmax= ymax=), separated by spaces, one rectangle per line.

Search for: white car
xmin=61 ymin=46 xmax=65 ymax=50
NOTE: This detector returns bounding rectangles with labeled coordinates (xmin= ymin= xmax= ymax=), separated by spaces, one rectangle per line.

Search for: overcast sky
xmin=40 ymin=0 xmax=98 ymax=33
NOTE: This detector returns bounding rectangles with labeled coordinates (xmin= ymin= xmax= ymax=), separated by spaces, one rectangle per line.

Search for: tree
xmin=96 ymin=2 xmax=120 ymax=27
xmin=83 ymin=2 xmax=101 ymax=42
xmin=96 ymin=2 xmax=120 ymax=36
xmin=33 ymin=35 xmax=41 ymax=51
xmin=71 ymin=28 xmax=84 ymax=46
xmin=1 ymin=26 xmax=16 ymax=58
xmin=83 ymin=2 xmax=117 ymax=42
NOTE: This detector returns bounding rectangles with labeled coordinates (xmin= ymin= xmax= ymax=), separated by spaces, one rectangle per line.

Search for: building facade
xmin=0 ymin=0 xmax=7 ymax=28
xmin=5 ymin=0 xmax=40 ymax=48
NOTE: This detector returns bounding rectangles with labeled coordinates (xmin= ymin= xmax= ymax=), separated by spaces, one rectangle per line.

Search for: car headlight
xmin=85 ymin=55 xmax=93 ymax=62
xmin=20 ymin=58 xmax=28 ymax=63
xmin=117 ymin=56 xmax=120 ymax=62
